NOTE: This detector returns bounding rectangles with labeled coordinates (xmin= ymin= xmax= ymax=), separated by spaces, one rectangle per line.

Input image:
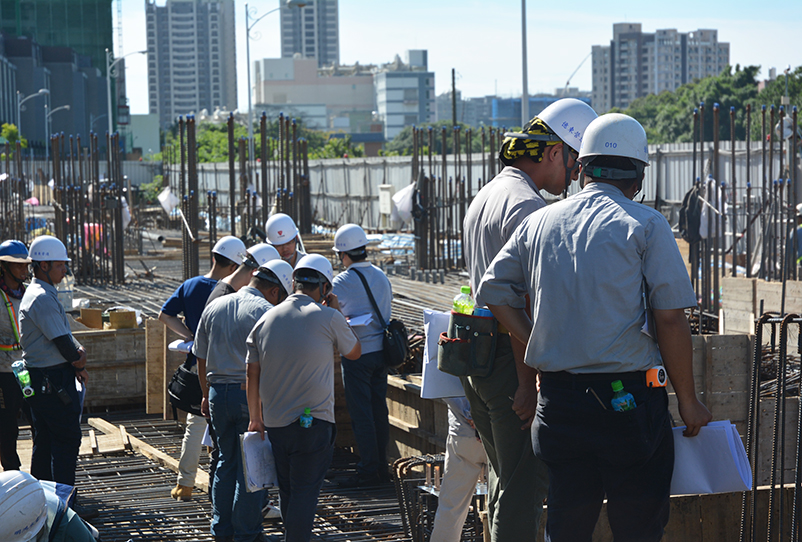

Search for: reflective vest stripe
xmin=0 ymin=289 xmax=21 ymax=352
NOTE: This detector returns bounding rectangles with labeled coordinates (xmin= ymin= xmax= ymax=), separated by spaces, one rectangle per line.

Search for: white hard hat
xmin=293 ymin=254 xmax=334 ymax=286
xmin=0 ymin=471 xmax=47 ymax=542
xmin=579 ymin=113 xmax=650 ymax=166
xmin=29 ymin=235 xmax=70 ymax=262
xmin=254 ymin=259 xmax=294 ymax=296
xmin=212 ymin=235 xmax=246 ymax=266
xmin=265 ymin=213 xmax=299 ymax=246
xmin=246 ymin=243 xmax=280 ymax=268
xmin=333 ymin=224 xmax=369 ymax=253
xmin=537 ymin=98 xmax=598 ymax=153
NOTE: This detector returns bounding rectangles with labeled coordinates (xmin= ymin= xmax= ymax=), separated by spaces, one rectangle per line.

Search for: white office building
xmin=146 ymin=0 xmax=237 ymax=128
xmin=374 ymin=50 xmax=434 ymax=141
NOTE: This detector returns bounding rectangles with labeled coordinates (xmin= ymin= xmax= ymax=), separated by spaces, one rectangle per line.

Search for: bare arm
xmin=158 ymin=311 xmax=193 ymax=340
xmin=653 ymin=308 xmax=712 ymax=437
xmin=197 ymin=357 xmax=209 ymax=418
xmin=246 ymin=361 xmax=265 ymax=439
xmin=343 ymin=340 xmax=362 ymax=361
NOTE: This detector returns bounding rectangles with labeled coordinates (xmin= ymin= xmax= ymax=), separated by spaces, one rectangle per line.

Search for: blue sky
xmin=121 ymin=0 xmax=802 ymax=116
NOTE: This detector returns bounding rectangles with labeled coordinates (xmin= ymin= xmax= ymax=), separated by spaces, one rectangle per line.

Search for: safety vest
xmin=0 ymin=289 xmax=22 ymax=352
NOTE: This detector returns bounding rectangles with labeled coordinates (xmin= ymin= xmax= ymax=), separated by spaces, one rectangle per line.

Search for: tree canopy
xmin=616 ymin=65 xmax=802 ymax=144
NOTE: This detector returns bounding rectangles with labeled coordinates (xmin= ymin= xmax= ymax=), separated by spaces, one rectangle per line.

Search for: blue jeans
xmin=341 ymin=350 xmax=389 ymax=476
xmin=209 ymin=383 xmax=263 ymax=542
xmin=26 ymin=364 xmax=82 ymax=486
xmin=268 ymin=418 xmax=335 ymax=542
xmin=534 ymin=372 xmax=674 ymax=542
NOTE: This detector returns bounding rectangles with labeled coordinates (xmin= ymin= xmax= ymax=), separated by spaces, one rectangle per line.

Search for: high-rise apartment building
xmin=0 ymin=0 xmax=113 ymax=76
xmin=374 ymin=50 xmax=434 ymax=141
xmin=146 ymin=0 xmax=237 ymax=129
xmin=280 ymin=0 xmax=338 ymax=68
xmin=592 ymin=23 xmax=730 ymax=113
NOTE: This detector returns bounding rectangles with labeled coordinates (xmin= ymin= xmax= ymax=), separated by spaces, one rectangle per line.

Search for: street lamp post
xmin=17 ymin=88 xmax=50 ymax=146
xmin=45 ymin=104 xmax=70 ymax=163
xmin=105 ymin=48 xmax=146 ymax=141
xmin=246 ymin=1 xmax=306 ymax=164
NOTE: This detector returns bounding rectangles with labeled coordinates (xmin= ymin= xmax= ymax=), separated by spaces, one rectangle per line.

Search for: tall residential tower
xmin=592 ymin=23 xmax=730 ymax=113
xmin=146 ymin=0 xmax=237 ymax=128
xmin=279 ymin=0 xmax=338 ymax=68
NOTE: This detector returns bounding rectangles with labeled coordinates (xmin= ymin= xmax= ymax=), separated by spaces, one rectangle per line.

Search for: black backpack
xmin=679 ymin=182 xmax=704 ymax=244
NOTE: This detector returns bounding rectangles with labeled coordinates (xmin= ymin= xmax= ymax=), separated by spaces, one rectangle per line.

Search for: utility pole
xmin=521 ymin=0 xmax=529 ymax=126
xmin=451 ymin=68 xmax=457 ymax=128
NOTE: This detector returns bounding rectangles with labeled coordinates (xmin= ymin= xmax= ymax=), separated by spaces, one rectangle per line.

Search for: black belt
xmin=540 ymin=370 xmax=646 ymax=389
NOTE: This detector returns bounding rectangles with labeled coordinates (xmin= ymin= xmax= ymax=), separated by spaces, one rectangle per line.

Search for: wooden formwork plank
xmin=145 ymin=317 xmax=165 ymax=415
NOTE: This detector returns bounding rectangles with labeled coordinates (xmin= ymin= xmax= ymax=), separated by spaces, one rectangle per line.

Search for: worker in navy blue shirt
xmin=159 ymin=235 xmax=246 ymax=501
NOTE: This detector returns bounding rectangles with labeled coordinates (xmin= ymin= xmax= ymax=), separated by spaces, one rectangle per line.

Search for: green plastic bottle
xmin=610 ymin=380 xmax=636 ymax=412
xmin=300 ymin=407 xmax=313 ymax=428
xmin=453 ymin=286 xmax=475 ymax=315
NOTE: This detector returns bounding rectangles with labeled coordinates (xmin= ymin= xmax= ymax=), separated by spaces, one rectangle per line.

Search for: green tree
xmin=308 ymin=135 xmax=365 ymax=159
xmin=1 ymin=123 xmax=27 ymax=148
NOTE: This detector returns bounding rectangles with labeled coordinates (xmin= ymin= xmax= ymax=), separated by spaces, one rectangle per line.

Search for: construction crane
xmin=562 ymin=53 xmax=591 ymax=97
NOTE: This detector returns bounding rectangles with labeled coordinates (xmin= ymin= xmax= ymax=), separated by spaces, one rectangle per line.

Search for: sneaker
xmin=262 ymin=500 xmax=281 ymax=520
xmin=337 ymin=472 xmax=382 ymax=489
xmin=171 ymin=484 xmax=193 ymax=501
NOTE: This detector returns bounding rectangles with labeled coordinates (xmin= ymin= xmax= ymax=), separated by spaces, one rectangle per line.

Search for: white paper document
xmin=240 ymin=431 xmax=278 ymax=492
xmin=420 ymin=309 xmax=465 ymax=399
xmin=201 ymin=425 xmax=213 ymax=447
xmin=346 ymin=313 xmax=373 ymax=327
xmin=670 ymin=420 xmax=751 ymax=496
xmin=168 ymin=339 xmax=194 ymax=353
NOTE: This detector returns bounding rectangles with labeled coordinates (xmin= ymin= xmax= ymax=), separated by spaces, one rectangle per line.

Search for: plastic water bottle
xmin=11 ymin=361 xmax=34 ymax=398
xmin=300 ymin=407 xmax=313 ymax=428
xmin=610 ymin=380 xmax=636 ymax=412
xmin=453 ymin=286 xmax=475 ymax=315
xmin=56 ymin=269 xmax=75 ymax=312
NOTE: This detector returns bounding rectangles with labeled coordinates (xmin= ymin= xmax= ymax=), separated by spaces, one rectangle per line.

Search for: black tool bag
xmin=353 ymin=269 xmax=410 ymax=369
xmin=437 ymin=310 xmax=497 ymax=377
xmin=168 ymin=358 xmax=203 ymax=417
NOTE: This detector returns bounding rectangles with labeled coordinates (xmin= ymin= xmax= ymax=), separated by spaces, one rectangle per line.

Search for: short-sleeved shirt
xmin=463 ymin=166 xmax=546 ymax=307
xmin=205 ymin=280 xmax=236 ymax=307
xmin=161 ymin=275 xmax=217 ymax=365
xmin=193 ymin=286 xmax=272 ymax=384
xmin=246 ymin=293 xmax=358 ymax=427
xmin=478 ymin=182 xmax=697 ymax=374
xmin=19 ymin=278 xmax=81 ymax=369
xmin=332 ymin=262 xmax=392 ymax=354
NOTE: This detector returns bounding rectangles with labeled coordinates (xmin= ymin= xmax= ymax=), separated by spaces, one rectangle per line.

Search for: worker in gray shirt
xmin=479 ymin=113 xmax=711 ymax=540
xmin=460 ymin=98 xmax=597 ymax=541
xmin=19 ymin=236 xmax=88 ymax=500
xmin=331 ymin=224 xmax=393 ymax=487
xmin=193 ymin=259 xmax=294 ymax=542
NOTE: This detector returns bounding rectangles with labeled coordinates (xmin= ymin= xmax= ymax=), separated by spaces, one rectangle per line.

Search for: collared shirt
xmin=19 ymin=278 xmax=81 ymax=369
xmin=193 ymin=286 xmax=272 ymax=384
xmin=463 ymin=166 xmax=546 ymax=307
xmin=478 ymin=182 xmax=697 ymax=374
xmin=246 ymin=293 xmax=358 ymax=427
xmin=161 ymin=275 xmax=217 ymax=365
xmin=331 ymin=262 xmax=392 ymax=354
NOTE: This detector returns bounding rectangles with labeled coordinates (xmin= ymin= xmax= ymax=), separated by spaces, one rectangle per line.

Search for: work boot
xmin=170 ymin=484 xmax=193 ymax=501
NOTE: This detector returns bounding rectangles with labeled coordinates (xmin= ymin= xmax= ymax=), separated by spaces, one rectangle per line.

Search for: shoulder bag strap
xmin=351 ymin=268 xmax=387 ymax=329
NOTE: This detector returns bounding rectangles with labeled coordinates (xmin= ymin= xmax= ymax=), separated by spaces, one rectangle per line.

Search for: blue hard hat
xmin=0 ymin=240 xmax=30 ymax=263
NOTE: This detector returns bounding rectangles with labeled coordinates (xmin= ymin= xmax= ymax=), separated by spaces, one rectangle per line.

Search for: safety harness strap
xmin=0 ymin=289 xmax=22 ymax=352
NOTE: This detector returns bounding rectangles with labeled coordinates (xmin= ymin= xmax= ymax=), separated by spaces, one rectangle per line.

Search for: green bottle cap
xmin=460 ymin=285 xmax=471 ymax=295
xmin=304 ymin=408 xmax=311 ymax=415
xmin=611 ymin=380 xmax=624 ymax=392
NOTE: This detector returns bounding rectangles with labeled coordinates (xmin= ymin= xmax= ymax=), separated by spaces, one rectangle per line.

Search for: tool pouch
xmin=437 ymin=311 xmax=497 ymax=377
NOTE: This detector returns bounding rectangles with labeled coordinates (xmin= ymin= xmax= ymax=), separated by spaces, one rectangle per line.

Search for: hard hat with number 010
xmin=254 ymin=259 xmax=294 ymax=296
xmin=28 ymin=235 xmax=70 ymax=262
xmin=0 ymin=470 xmax=47 ymax=542
xmin=293 ymin=254 xmax=334 ymax=286
xmin=245 ymin=243 xmax=280 ymax=268
xmin=212 ymin=236 xmax=246 ymax=266
xmin=265 ymin=213 xmax=299 ymax=246
xmin=332 ymin=224 xmax=369 ymax=253
xmin=578 ymin=113 xmax=650 ymax=166
xmin=537 ymin=98 xmax=598 ymax=153
xmin=0 ymin=240 xmax=30 ymax=263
